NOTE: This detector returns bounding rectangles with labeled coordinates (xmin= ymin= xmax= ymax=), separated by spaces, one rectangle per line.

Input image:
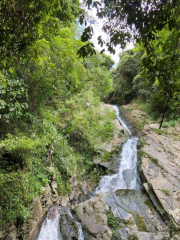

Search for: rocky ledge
xmin=93 ymin=104 xmax=128 ymax=173
xmin=122 ymin=103 xmax=180 ymax=237
xmin=141 ymin=124 xmax=180 ymax=229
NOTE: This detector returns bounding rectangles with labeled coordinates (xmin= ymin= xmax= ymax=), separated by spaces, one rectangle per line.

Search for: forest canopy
xmin=79 ymin=0 xmax=180 ymax=128
xmin=0 ymin=0 xmax=115 ymax=230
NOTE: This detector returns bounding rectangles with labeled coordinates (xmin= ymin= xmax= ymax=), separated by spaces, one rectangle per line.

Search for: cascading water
xmin=95 ymin=105 xmax=138 ymax=194
xmin=112 ymin=105 xmax=131 ymax=135
xmin=37 ymin=207 xmax=84 ymax=240
xmin=35 ymin=105 xmax=169 ymax=240
xmin=37 ymin=105 xmax=138 ymax=240
xmin=37 ymin=206 xmax=62 ymax=240
xmin=68 ymin=209 xmax=84 ymax=240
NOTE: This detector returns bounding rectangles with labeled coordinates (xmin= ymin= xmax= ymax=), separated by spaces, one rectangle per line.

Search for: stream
xmin=36 ymin=105 xmax=168 ymax=240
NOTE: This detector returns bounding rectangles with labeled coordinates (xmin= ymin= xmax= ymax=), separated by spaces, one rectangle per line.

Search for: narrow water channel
xmin=36 ymin=105 xmax=168 ymax=240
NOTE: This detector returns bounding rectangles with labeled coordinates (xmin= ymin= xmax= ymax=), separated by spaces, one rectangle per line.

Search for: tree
xmin=111 ymin=50 xmax=143 ymax=104
xmin=0 ymin=0 xmax=82 ymax=66
xmin=79 ymin=0 xmax=179 ymax=54
xmin=141 ymin=23 xmax=180 ymax=128
xmin=82 ymin=52 xmax=114 ymax=99
xmin=79 ymin=0 xmax=180 ymax=127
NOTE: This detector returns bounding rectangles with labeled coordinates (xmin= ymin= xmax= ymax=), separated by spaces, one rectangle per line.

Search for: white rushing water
xmin=68 ymin=210 xmax=84 ymax=240
xmin=76 ymin=222 xmax=85 ymax=240
xmin=112 ymin=105 xmax=132 ymax=135
xmin=95 ymin=105 xmax=138 ymax=194
xmin=37 ymin=207 xmax=84 ymax=240
xmin=37 ymin=207 xmax=62 ymax=240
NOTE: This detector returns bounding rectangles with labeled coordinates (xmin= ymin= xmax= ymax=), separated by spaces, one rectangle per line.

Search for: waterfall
xmin=37 ymin=207 xmax=84 ymax=240
xmin=112 ymin=105 xmax=132 ymax=135
xmin=37 ymin=105 xmax=137 ymax=239
xmin=76 ymin=222 xmax=84 ymax=240
xmin=37 ymin=206 xmax=62 ymax=240
xmin=68 ymin=209 xmax=84 ymax=240
xmin=95 ymin=105 xmax=138 ymax=193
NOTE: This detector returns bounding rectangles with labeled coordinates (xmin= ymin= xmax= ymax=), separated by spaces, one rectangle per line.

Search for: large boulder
xmin=73 ymin=195 xmax=112 ymax=240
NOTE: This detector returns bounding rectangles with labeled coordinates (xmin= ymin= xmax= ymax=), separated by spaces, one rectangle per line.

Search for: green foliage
xmin=112 ymin=229 xmax=122 ymax=239
xmin=169 ymin=120 xmax=176 ymax=127
xmin=168 ymin=219 xmax=178 ymax=236
xmin=0 ymin=6 xmax=115 ymax=229
xmin=128 ymin=234 xmax=139 ymax=240
xmin=100 ymin=119 xmax=114 ymax=142
xmin=111 ymin=50 xmax=143 ymax=104
xmin=97 ymin=3 xmax=179 ymax=128
xmin=161 ymin=188 xmax=170 ymax=196
xmin=82 ymin=52 xmax=114 ymax=100
xmin=107 ymin=212 xmax=120 ymax=229
xmin=135 ymin=214 xmax=147 ymax=232
xmin=156 ymin=206 xmax=165 ymax=214
xmin=0 ymin=71 xmax=28 ymax=125
xmin=162 ymin=122 xmax=169 ymax=128
xmin=81 ymin=0 xmax=179 ymax=61
xmin=0 ymin=0 xmax=82 ymax=63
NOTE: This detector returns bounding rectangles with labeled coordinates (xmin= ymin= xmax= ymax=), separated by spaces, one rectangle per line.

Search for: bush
xmin=107 ymin=212 xmax=120 ymax=229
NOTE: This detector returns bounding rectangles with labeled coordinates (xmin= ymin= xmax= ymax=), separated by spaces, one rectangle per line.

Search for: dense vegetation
xmin=81 ymin=0 xmax=180 ymax=128
xmin=0 ymin=1 xmax=115 ymax=230
xmin=111 ymin=43 xmax=180 ymax=127
xmin=1 ymin=0 xmax=180 ymax=234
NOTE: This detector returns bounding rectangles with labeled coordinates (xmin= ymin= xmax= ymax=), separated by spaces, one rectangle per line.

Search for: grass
xmin=135 ymin=214 xmax=148 ymax=232
xmin=169 ymin=120 xmax=176 ymax=127
xmin=107 ymin=212 xmax=120 ymax=229
xmin=161 ymin=187 xmax=170 ymax=196
xmin=152 ymin=128 xmax=167 ymax=135
xmin=128 ymin=234 xmax=139 ymax=240
xmin=140 ymin=150 xmax=159 ymax=164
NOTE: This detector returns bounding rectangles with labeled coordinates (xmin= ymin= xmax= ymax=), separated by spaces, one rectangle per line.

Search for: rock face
xmin=93 ymin=104 xmax=127 ymax=172
xmin=59 ymin=207 xmax=79 ymax=240
xmin=101 ymin=190 xmax=169 ymax=240
xmin=122 ymin=103 xmax=180 ymax=234
xmin=73 ymin=195 xmax=112 ymax=240
xmin=99 ymin=103 xmax=127 ymax=153
xmin=20 ymin=184 xmax=54 ymax=240
xmin=5 ymin=228 xmax=17 ymax=240
xmin=140 ymin=124 xmax=180 ymax=229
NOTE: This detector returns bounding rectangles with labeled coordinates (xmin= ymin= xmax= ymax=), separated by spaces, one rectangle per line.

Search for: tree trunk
xmin=159 ymin=94 xmax=170 ymax=129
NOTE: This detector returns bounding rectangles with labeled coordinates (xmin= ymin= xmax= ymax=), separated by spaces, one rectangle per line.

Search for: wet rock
xmin=59 ymin=207 xmax=79 ymax=240
xmin=73 ymin=195 xmax=112 ymax=240
xmin=28 ymin=197 xmax=44 ymax=240
xmin=97 ymin=190 xmax=169 ymax=240
xmin=123 ymin=169 xmax=135 ymax=188
xmin=121 ymin=103 xmax=180 ymax=231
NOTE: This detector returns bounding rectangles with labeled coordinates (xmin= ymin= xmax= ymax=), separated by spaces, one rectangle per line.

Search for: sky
xmin=88 ymin=8 xmax=134 ymax=65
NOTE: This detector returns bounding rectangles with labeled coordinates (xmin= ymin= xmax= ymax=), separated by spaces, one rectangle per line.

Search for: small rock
xmin=59 ymin=195 xmax=69 ymax=207
xmin=5 ymin=228 xmax=17 ymax=240
xmin=169 ymin=208 xmax=180 ymax=229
